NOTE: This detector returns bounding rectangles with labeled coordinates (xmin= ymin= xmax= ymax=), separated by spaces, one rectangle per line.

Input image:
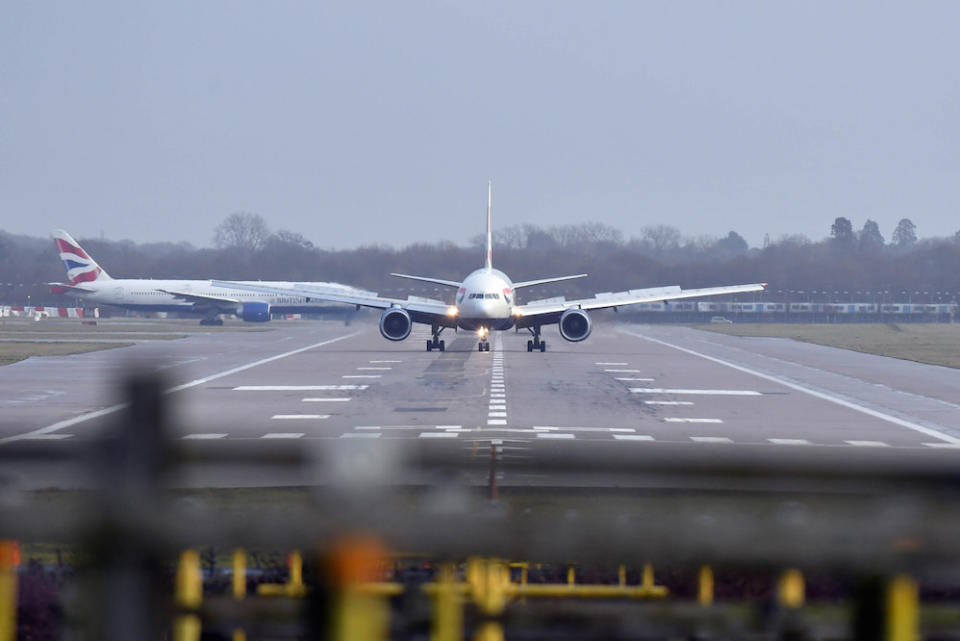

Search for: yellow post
xmin=288 ymin=550 xmax=304 ymax=596
xmin=618 ymin=565 xmax=626 ymax=588
xmin=778 ymin=568 xmax=805 ymax=609
xmin=431 ymin=563 xmax=463 ymax=641
xmin=0 ymin=541 xmax=19 ymax=641
xmin=698 ymin=566 xmax=714 ymax=606
xmin=232 ymin=548 xmax=246 ymax=600
xmin=232 ymin=549 xmax=246 ymax=641
xmin=173 ymin=549 xmax=202 ymax=641
xmin=641 ymin=564 xmax=654 ymax=589
xmin=886 ymin=574 xmax=919 ymax=641
xmin=567 ymin=566 xmax=575 ymax=586
xmin=330 ymin=537 xmax=390 ymax=641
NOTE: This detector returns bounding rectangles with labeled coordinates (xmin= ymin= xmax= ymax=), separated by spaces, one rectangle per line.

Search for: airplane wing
xmin=515 ymin=283 xmax=766 ymax=325
xmin=390 ymin=273 xmax=462 ymax=288
xmin=210 ymin=281 xmax=455 ymax=326
xmin=159 ymin=289 xmax=240 ymax=306
xmin=512 ymin=274 xmax=588 ymax=289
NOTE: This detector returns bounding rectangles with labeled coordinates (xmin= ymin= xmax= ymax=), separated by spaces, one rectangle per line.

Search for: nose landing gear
xmin=477 ymin=327 xmax=491 ymax=352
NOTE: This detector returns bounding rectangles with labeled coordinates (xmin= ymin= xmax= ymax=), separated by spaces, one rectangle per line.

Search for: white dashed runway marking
xmin=234 ymin=385 xmax=368 ymax=391
xmin=302 ymin=397 xmax=351 ymax=402
xmin=181 ymin=433 xmax=228 ymax=440
xmin=357 ymin=367 xmax=392 ymax=371
xmin=342 ymin=375 xmax=381 ymax=379
xmin=613 ymin=434 xmax=655 ymax=441
xmin=488 ymin=419 xmax=507 ymax=425
xmin=924 ymin=442 xmax=960 ymax=449
xmin=845 ymin=440 xmax=890 ymax=447
xmin=21 ymin=434 xmax=73 ymax=440
xmin=272 ymin=414 xmax=330 ymax=420
xmin=664 ymin=418 xmax=724 ymax=424
xmin=615 ymin=377 xmax=656 ymax=382
xmin=369 ymin=360 xmax=401 ymax=363
xmin=340 ymin=433 xmax=380 ymax=439
xmin=644 ymin=401 xmax=694 ymax=406
xmin=596 ymin=362 xmax=627 ymax=366
xmin=419 ymin=432 xmax=459 ymax=439
xmin=261 ymin=433 xmax=305 ymax=439
xmin=605 ymin=369 xmax=642 ymax=373
xmin=630 ymin=388 xmax=762 ymax=396
xmin=536 ymin=432 xmax=576 ymax=439
xmin=690 ymin=436 xmax=733 ymax=443
xmin=768 ymin=438 xmax=813 ymax=445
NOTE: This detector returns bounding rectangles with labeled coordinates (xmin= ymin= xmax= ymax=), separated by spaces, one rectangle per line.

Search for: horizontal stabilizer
xmin=513 ymin=274 xmax=588 ymax=289
xmin=390 ymin=273 xmax=462 ymax=288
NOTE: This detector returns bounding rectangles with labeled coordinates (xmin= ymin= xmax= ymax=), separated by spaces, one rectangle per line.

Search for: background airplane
xmin=214 ymin=184 xmax=766 ymax=351
xmin=49 ymin=230 xmax=366 ymax=324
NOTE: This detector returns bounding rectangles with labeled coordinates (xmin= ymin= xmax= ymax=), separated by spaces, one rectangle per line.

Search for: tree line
xmin=4 ymin=212 xmax=960 ymax=305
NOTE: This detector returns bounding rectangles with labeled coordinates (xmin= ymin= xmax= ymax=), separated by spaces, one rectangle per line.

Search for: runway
xmin=2 ymin=319 xmax=960 ymax=487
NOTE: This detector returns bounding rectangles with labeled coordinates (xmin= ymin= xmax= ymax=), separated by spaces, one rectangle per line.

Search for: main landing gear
xmin=526 ymin=326 xmax=546 ymax=352
xmin=200 ymin=313 xmax=224 ymax=326
xmin=426 ymin=325 xmax=446 ymax=352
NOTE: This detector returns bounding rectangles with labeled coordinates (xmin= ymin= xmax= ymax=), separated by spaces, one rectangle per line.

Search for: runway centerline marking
xmin=536 ymin=433 xmax=576 ymax=439
xmin=272 ymin=414 xmax=330 ymax=420
xmin=182 ymin=433 xmax=228 ymax=440
xmin=303 ymin=398 xmax=351 ymax=402
xmin=664 ymin=418 xmax=724 ymax=424
xmin=690 ymin=436 xmax=733 ymax=443
xmin=596 ymin=362 xmax=628 ymax=366
xmin=0 ymin=331 xmax=361 ymax=446
xmin=261 ymin=433 xmax=305 ymax=439
xmin=644 ymin=400 xmax=694 ymax=406
xmin=615 ymin=378 xmax=656 ymax=382
xmin=341 ymin=433 xmax=381 ymax=439
xmin=369 ymin=360 xmax=401 ymax=363
xmin=845 ymin=440 xmax=890 ymax=447
xmin=614 ymin=434 xmax=655 ymax=441
xmin=605 ymin=369 xmax=641 ymax=373
xmin=768 ymin=438 xmax=813 ymax=445
xmin=622 ymin=329 xmax=960 ymax=444
xmin=342 ymin=375 xmax=381 ymax=379
xmin=358 ymin=367 xmax=392 ymax=370
xmin=235 ymin=385 xmax=368 ymax=391
xmin=419 ymin=432 xmax=459 ymax=439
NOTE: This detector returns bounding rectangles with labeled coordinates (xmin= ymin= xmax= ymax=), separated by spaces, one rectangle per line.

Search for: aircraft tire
xmin=540 ymin=341 xmax=546 ymax=352
xmin=426 ymin=340 xmax=433 ymax=352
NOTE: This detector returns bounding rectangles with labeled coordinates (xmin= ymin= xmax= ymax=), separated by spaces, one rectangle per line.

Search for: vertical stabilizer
xmin=51 ymin=230 xmax=112 ymax=283
xmin=485 ymin=180 xmax=493 ymax=269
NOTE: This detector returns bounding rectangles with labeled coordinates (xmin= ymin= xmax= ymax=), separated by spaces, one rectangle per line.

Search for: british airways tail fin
xmin=485 ymin=180 xmax=493 ymax=269
xmin=51 ymin=230 xmax=112 ymax=284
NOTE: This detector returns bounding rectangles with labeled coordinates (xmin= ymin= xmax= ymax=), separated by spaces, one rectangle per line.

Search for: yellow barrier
xmin=0 ymin=541 xmax=19 ymax=641
xmin=232 ymin=548 xmax=247 ymax=641
xmin=173 ymin=549 xmax=202 ymax=641
xmin=698 ymin=565 xmax=714 ymax=606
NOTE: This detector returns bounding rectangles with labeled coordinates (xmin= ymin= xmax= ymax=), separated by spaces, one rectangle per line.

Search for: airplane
xmin=48 ymin=229 xmax=366 ymax=325
xmin=212 ymin=183 xmax=766 ymax=352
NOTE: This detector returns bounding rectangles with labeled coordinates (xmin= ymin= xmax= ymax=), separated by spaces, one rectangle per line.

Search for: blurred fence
xmin=1 ymin=374 xmax=960 ymax=640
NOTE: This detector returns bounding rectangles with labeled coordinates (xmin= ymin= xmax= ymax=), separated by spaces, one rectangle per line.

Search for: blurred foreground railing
xmin=1 ymin=373 xmax=959 ymax=640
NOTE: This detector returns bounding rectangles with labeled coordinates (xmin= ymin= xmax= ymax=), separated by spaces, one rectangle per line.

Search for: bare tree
xmin=213 ymin=212 xmax=270 ymax=250
xmin=641 ymin=225 xmax=682 ymax=254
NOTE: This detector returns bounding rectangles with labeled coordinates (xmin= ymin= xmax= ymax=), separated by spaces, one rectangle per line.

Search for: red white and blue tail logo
xmin=51 ymin=230 xmax=111 ymax=284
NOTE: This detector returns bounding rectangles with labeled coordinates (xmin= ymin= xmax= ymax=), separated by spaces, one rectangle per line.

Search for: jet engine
xmin=558 ymin=308 xmax=592 ymax=342
xmin=239 ymin=301 xmax=271 ymax=322
xmin=379 ymin=308 xmax=412 ymax=341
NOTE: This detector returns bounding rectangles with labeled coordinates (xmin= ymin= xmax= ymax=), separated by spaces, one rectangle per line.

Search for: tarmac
xmin=2 ymin=318 xmax=960 ymax=488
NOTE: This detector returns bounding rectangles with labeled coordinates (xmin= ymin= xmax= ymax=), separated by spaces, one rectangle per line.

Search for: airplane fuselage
xmin=62 ymin=279 xmax=330 ymax=314
xmin=453 ymin=268 xmax=516 ymax=331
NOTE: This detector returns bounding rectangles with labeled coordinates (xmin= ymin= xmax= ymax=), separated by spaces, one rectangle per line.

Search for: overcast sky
xmin=2 ymin=2 xmax=958 ymax=249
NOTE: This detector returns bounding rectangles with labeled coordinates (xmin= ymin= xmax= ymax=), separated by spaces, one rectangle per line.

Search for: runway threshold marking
xmin=622 ymin=329 xmax=960 ymax=445
xmin=0 ymin=331 xmax=361 ymax=446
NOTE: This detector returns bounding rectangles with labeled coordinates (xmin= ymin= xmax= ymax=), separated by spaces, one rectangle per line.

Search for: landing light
xmin=477 ymin=327 xmax=489 ymax=338
xmin=446 ymin=306 xmax=458 ymax=317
